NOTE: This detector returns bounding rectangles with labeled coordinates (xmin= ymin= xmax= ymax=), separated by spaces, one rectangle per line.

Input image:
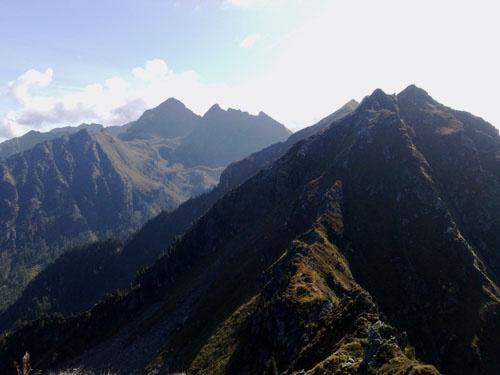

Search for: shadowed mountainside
xmin=1 ymin=86 xmax=499 ymax=374
xmin=0 ymin=129 xmax=220 ymax=312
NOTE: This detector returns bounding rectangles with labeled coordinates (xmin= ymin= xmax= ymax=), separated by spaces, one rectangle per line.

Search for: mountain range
xmin=0 ymin=99 xmax=357 ymax=331
xmin=1 ymin=85 xmax=498 ymax=375
xmin=0 ymin=99 xmax=291 ymax=314
xmin=119 ymin=98 xmax=293 ymax=168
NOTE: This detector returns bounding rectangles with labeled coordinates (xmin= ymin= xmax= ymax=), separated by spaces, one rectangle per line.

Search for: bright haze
xmin=1 ymin=0 xmax=498 ymax=141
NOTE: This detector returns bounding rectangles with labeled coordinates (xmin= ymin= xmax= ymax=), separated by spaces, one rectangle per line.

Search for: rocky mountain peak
xmin=344 ymin=98 xmax=360 ymax=108
xmin=397 ymin=84 xmax=437 ymax=107
xmin=398 ymin=84 xmax=432 ymax=99
xmin=145 ymin=98 xmax=190 ymax=115
xmin=257 ymin=110 xmax=276 ymax=121
xmin=140 ymin=97 xmax=193 ymax=120
xmin=204 ymin=103 xmax=224 ymax=118
xmin=173 ymin=102 xmax=291 ymax=168
xmin=69 ymin=128 xmax=94 ymax=143
xmin=120 ymin=98 xmax=201 ymax=140
xmin=359 ymin=88 xmax=398 ymax=113
xmin=164 ymin=97 xmax=184 ymax=105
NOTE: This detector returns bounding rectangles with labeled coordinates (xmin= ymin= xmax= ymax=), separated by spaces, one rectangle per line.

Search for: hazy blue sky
xmin=1 ymin=0 xmax=498 ymax=140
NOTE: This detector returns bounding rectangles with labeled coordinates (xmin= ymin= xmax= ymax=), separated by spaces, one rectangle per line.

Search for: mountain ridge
xmin=1 ymin=86 xmax=499 ymax=374
xmin=0 ymin=123 xmax=105 ymax=159
xmin=0 ymin=99 xmax=358 ymax=331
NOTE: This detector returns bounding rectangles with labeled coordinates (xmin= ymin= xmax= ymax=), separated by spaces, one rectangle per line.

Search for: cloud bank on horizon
xmin=0 ymin=59 xmax=233 ymax=139
xmin=1 ymin=0 xmax=499 ymax=141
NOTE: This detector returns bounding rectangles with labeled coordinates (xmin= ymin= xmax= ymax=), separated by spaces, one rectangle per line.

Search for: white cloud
xmin=1 ymin=67 xmax=147 ymax=139
xmin=0 ymin=60 xmax=236 ymax=140
xmin=106 ymin=77 xmax=129 ymax=93
xmin=239 ymin=34 xmax=265 ymax=49
xmin=0 ymin=117 xmax=15 ymax=139
xmin=0 ymin=52 xmax=361 ymax=142
xmin=132 ymin=59 xmax=171 ymax=82
xmin=8 ymin=68 xmax=53 ymax=103
xmin=2 ymin=0 xmax=499 ymax=145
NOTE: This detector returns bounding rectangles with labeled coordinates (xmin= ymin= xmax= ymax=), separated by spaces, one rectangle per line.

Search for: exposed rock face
xmin=1 ymin=86 xmax=499 ymax=375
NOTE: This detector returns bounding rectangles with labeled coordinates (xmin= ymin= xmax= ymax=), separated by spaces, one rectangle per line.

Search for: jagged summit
xmin=359 ymin=87 xmax=398 ymax=113
xmin=342 ymin=98 xmax=360 ymax=109
xmin=135 ymin=97 xmax=194 ymax=126
xmin=120 ymin=97 xmax=200 ymax=140
xmin=396 ymin=85 xmax=440 ymax=112
xmin=145 ymin=97 xmax=191 ymax=116
xmin=397 ymin=84 xmax=434 ymax=103
xmin=161 ymin=97 xmax=187 ymax=108
xmin=357 ymin=85 xmax=439 ymax=115
xmin=257 ymin=110 xmax=277 ymax=121
xmin=203 ymin=104 xmax=253 ymax=119
xmin=119 ymin=99 xmax=290 ymax=168
xmin=204 ymin=103 xmax=224 ymax=117
xmin=173 ymin=101 xmax=291 ymax=168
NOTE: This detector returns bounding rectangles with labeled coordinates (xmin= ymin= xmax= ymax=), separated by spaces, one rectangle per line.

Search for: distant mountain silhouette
xmin=119 ymin=98 xmax=201 ymax=141
xmin=120 ymin=98 xmax=292 ymax=168
xmin=172 ymin=105 xmax=293 ymax=167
